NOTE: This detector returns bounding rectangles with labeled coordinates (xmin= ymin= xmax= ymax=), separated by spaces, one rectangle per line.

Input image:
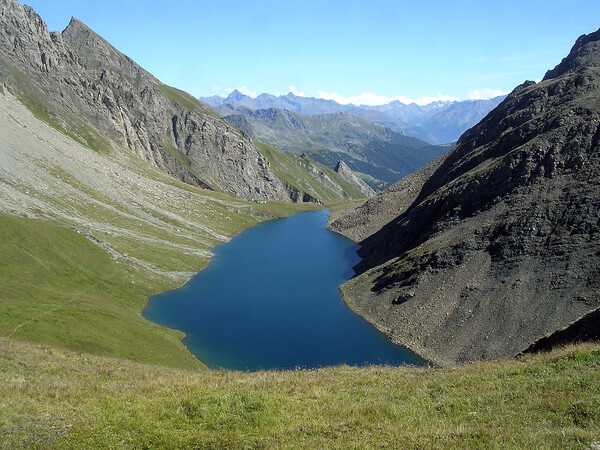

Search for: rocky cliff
xmin=0 ymin=0 xmax=363 ymax=202
xmin=329 ymin=29 xmax=600 ymax=366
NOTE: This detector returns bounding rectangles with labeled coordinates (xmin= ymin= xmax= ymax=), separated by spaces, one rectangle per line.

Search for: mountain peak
xmin=225 ymin=89 xmax=247 ymax=102
xmin=62 ymin=16 xmax=97 ymax=40
xmin=65 ymin=16 xmax=85 ymax=29
xmin=543 ymin=28 xmax=600 ymax=80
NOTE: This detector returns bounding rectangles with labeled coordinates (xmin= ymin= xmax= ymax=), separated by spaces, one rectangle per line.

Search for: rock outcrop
xmin=329 ymin=29 xmax=600 ymax=366
xmin=0 ymin=0 xmax=362 ymax=202
xmin=333 ymin=160 xmax=376 ymax=198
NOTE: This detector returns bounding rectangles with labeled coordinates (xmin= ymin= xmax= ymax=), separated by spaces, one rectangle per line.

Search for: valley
xmin=0 ymin=0 xmax=599 ymax=447
xmin=218 ymin=106 xmax=449 ymax=189
xmin=143 ymin=210 xmax=425 ymax=371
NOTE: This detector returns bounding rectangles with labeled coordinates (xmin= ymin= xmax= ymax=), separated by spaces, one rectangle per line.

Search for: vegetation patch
xmin=0 ymin=184 xmax=325 ymax=369
xmin=165 ymin=140 xmax=193 ymax=170
xmin=0 ymin=213 xmax=201 ymax=370
xmin=15 ymin=91 xmax=112 ymax=155
xmin=255 ymin=141 xmax=365 ymax=203
xmin=0 ymin=338 xmax=598 ymax=448
xmin=17 ymin=92 xmax=84 ymax=144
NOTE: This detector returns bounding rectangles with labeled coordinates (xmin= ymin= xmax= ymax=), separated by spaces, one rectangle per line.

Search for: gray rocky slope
xmin=0 ymin=0 xmax=365 ymax=202
xmin=329 ymin=29 xmax=600 ymax=367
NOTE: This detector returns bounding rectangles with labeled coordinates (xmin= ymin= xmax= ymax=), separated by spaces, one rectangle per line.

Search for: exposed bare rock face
xmin=333 ymin=160 xmax=376 ymax=198
xmin=0 ymin=0 xmax=348 ymax=201
xmin=330 ymin=29 xmax=600 ymax=366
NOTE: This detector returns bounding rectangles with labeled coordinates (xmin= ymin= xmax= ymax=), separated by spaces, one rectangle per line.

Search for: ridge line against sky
xmin=209 ymin=85 xmax=510 ymax=106
xmin=23 ymin=0 xmax=600 ymax=107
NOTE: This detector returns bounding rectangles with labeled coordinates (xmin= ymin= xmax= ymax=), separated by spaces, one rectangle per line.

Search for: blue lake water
xmin=143 ymin=210 xmax=427 ymax=371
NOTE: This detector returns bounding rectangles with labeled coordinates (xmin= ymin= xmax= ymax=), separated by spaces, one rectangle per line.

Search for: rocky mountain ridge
xmin=0 ymin=0 xmax=365 ymax=203
xmin=201 ymin=90 xmax=506 ymax=144
xmin=329 ymin=28 xmax=600 ymax=366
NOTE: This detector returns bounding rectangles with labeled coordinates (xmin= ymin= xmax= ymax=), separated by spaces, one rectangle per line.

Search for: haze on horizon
xmin=23 ymin=0 xmax=600 ymax=106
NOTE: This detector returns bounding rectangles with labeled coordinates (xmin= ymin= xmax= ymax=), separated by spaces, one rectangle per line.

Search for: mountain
xmin=217 ymin=105 xmax=449 ymax=189
xmin=419 ymin=97 xmax=507 ymax=144
xmin=365 ymin=99 xmax=449 ymax=124
xmin=201 ymin=91 xmax=506 ymax=144
xmin=328 ymin=29 xmax=600 ymax=367
xmin=1 ymin=2 xmax=598 ymax=446
xmin=0 ymin=0 xmax=366 ymax=204
xmin=204 ymin=90 xmax=359 ymax=116
xmin=367 ymin=97 xmax=507 ymax=143
xmin=333 ymin=160 xmax=375 ymax=197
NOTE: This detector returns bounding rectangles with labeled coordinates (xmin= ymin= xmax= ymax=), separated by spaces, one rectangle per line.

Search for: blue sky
xmin=24 ymin=0 xmax=600 ymax=105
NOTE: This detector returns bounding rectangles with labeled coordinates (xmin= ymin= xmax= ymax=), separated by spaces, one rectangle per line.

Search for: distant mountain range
xmin=217 ymin=105 xmax=450 ymax=189
xmin=200 ymin=91 xmax=506 ymax=144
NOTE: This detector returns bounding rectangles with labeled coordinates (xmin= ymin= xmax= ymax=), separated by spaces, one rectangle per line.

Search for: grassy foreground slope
xmin=1 ymin=338 xmax=598 ymax=448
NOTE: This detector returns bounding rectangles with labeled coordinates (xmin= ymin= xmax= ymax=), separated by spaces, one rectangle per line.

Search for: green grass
xmin=327 ymin=199 xmax=366 ymax=214
xmin=156 ymin=83 xmax=203 ymax=111
xmin=17 ymin=93 xmax=84 ymax=144
xmin=4 ymin=75 xmax=598 ymax=448
xmin=255 ymin=141 xmax=366 ymax=203
xmin=0 ymin=338 xmax=598 ymax=448
xmin=16 ymin=91 xmax=113 ymax=155
xmin=165 ymin=140 xmax=194 ymax=170
xmin=75 ymin=122 xmax=113 ymax=154
xmin=0 ymin=188 xmax=322 ymax=371
xmin=0 ymin=213 xmax=202 ymax=370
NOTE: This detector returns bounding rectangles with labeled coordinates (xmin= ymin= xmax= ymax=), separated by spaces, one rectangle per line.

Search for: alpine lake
xmin=143 ymin=210 xmax=427 ymax=370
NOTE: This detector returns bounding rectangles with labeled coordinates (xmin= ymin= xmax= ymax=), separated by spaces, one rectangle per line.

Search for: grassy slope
xmin=156 ymin=82 xmax=222 ymax=119
xmin=255 ymin=141 xmax=365 ymax=202
xmin=0 ymin=213 xmax=202 ymax=370
xmin=0 ymin=202 xmax=320 ymax=372
xmin=1 ymin=81 xmax=597 ymax=449
xmin=0 ymin=338 xmax=598 ymax=448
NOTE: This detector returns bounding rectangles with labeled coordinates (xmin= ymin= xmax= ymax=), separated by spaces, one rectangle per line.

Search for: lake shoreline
xmin=143 ymin=210 xmax=427 ymax=371
xmin=326 ymin=214 xmax=437 ymax=368
xmin=142 ymin=210 xmax=322 ymax=370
